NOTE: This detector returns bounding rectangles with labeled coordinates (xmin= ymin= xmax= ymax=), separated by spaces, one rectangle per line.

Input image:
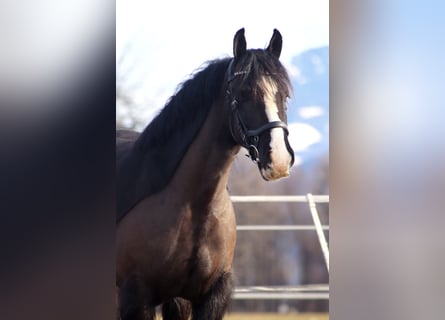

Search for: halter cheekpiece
xmin=226 ymin=59 xmax=292 ymax=165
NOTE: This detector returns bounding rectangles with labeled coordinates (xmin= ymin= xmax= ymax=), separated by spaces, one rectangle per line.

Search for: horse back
xmin=116 ymin=129 xmax=140 ymax=164
xmin=116 ymin=129 xmax=143 ymax=222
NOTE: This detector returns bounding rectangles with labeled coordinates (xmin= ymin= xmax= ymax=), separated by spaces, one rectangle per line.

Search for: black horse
xmin=116 ymin=28 xmax=294 ymax=320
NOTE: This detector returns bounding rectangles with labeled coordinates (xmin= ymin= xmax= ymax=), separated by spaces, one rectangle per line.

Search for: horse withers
xmin=116 ymin=28 xmax=294 ymax=320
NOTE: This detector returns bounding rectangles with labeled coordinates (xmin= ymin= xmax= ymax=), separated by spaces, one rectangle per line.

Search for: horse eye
xmin=239 ymin=90 xmax=252 ymax=101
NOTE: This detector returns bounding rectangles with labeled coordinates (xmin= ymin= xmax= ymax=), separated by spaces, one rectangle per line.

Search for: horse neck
xmin=171 ymin=97 xmax=239 ymax=203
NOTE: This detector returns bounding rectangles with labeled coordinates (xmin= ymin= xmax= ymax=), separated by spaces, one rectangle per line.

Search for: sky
xmin=117 ymin=0 xmax=329 ymax=120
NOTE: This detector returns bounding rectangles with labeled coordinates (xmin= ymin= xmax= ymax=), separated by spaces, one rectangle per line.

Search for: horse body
xmin=117 ymin=96 xmax=238 ymax=308
xmin=116 ymin=28 xmax=294 ymax=320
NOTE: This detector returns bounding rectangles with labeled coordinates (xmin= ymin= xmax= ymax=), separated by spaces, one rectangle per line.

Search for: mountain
xmin=286 ymin=46 xmax=329 ymax=166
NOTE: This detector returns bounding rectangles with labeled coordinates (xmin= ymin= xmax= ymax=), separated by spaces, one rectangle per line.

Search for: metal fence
xmin=231 ymin=194 xmax=329 ymax=300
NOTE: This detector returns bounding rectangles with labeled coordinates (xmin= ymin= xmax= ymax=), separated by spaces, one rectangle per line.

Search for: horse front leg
xmin=162 ymin=297 xmax=192 ymax=320
xmin=118 ymin=275 xmax=150 ymax=320
xmin=191 ymin=272 xmax=234 ymax=320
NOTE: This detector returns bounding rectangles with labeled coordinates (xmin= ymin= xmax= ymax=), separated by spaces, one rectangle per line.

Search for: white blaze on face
xmin=261 ymin=76 xmax=292 ymax=180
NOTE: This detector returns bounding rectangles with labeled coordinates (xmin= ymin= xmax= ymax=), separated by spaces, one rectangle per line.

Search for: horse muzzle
xmin=260 ymin=157 xmax=292 ymax=181
xmin=259 ymin=125 xmax=294 ymax=181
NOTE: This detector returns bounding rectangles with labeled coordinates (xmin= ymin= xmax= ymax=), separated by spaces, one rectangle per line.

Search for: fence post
xmin=306 ymin=193 xmax=329 ymax=272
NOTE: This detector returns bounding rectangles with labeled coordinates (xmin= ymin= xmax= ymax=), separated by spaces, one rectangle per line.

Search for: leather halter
xmin=226 ymin=59 xmax=294 ymax=166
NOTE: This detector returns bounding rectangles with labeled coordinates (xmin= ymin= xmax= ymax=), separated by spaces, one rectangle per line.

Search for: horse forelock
xmin=233 ymin=50 xmax=292 ymax=104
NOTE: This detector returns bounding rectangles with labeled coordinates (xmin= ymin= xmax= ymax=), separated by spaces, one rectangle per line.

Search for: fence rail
xmin=231 ymin=195 xmax=329 ymax=203
xmin=233 ymin=285 xmax=329 ymax=300
xmin=230 ymin=194 xmax=329 ymax=300
xmin=236 ymin=225 xmax=329 ymax=231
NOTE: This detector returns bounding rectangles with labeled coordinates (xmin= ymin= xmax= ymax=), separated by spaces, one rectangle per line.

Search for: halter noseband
xmin=226 ymin=59 xmax=294 ymax=166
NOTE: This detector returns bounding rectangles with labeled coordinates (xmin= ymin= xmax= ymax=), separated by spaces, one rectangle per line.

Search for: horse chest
xmin=173 ymin=206 xmax=235 ymax=297
xmin=183 ymin=213 xmax=223 ymax=273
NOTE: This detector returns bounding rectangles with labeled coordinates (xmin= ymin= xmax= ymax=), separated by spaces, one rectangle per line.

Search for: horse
xmin=116 ymin=28 xmax=295 ymax=320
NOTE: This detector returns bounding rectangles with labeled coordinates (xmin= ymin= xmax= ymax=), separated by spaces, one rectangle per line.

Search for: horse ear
xmin=267 ymin=29 xmax=282 ymax=58
xmin=233 ymin=28 xmax=247 ymax=59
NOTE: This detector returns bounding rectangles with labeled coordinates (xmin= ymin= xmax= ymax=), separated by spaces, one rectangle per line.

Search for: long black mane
xmin=117 ymin=58 xmax=232 ymax=221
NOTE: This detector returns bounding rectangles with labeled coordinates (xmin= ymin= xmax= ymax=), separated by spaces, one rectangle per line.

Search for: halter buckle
xmin=246 ymin=145 xmax=259 ymax=162
xmin=231 ymin=99 xmax=238 ymax=110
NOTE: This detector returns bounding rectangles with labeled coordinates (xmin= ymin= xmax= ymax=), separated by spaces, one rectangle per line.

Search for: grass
xmin=225 ymin=313 xmax=328 ymax=320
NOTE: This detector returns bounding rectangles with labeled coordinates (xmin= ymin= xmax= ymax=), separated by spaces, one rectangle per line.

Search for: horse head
xmin=227 ymin=28 xmax=295 ymax=181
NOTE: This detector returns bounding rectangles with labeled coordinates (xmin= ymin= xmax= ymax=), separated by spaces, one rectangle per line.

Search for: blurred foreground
xmin=227 ymin=313 xmax=328 ymax=320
